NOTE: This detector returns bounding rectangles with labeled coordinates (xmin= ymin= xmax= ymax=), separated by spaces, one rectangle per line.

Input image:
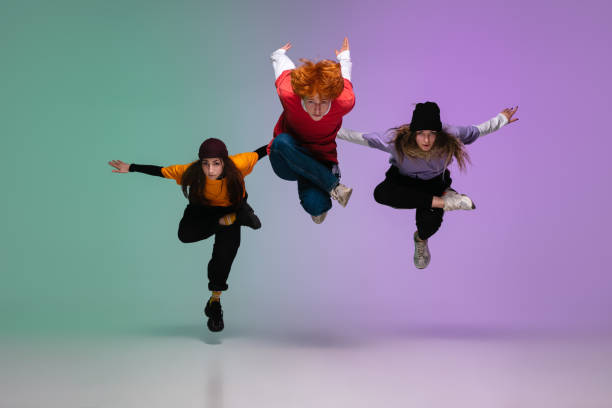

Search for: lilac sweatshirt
xmin=336 ymin=113 xmax=508 ymax=180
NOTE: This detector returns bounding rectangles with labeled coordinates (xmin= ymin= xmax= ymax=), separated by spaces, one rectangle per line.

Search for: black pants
xmin=178 ymin=203 xmax=243 ymax=291
xmin=373 ymin=166 xmax=452 ymax=240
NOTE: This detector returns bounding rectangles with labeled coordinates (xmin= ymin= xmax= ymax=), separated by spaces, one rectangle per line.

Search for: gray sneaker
xmin=442 ymin=190 xmax=476 ymax=211
xmin=330 ymin=183 xmax=353 ymax=207
xmin=413 ymin=231 xmax=431 ymax=269
xmin=311 ymin=212 xmax=328 ymax=224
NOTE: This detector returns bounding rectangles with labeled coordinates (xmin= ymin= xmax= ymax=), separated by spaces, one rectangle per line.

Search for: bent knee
xmin=178 ymin=231 xmax=196 ymax=243
xmin=373 ymin=184 xmax=388 ymax=205
xmin=300 ymin=195 xmax=331 ymax=216
xmin=271 ymin=133 xmax=294 ymax=151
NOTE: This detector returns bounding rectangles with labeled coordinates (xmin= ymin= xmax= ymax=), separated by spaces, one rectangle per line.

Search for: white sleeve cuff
xmin=337 ymin=127 xmax=368 ymax=146
xmin=270 ymin=48 xmax=296 ymax=80
xmin=476 ymin=113 xmax=508 ymax=137
xmin=336 ymin=50 xmax=352 ymax=81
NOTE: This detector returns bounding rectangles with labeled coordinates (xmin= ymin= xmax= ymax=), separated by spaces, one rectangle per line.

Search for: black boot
xmin=236 ymin=202 xmax=261 ymax=230
xmin=204 ymin=298 xmax=224 ymax=332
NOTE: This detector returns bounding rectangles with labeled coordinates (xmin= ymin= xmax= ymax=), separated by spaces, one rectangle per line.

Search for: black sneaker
xmin=204 ymin=298 xmax=224 ymax=332
xmin=236 ymin=202 xmax=261 ymax=230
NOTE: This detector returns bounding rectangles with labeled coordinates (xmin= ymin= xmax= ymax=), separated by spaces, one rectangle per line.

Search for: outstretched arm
xmin=108 ymin=160 xmax=164 ymax=177
xmin=270 ymin=42 xmax=296 ymax=80
xmin=445 ymin=106 xmax=519 ymax=144
xmin=336 ymin=128 xmax=369 ymax=146
xmin=231 ymin=146 xmax=268 ymax=178
xmin=335 ymin=37 xmax=352 ymax=81
xmin=337 ymin=128 xmax=393 ymax=152
xmin=476 ymin=106 xmax=518 ymax=137
xmin=254 ymin=145 xmax=268 ymax=160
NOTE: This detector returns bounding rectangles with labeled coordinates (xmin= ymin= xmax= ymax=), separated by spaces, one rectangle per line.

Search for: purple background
xmin=240 ymin=0 xmax=612 ymax=334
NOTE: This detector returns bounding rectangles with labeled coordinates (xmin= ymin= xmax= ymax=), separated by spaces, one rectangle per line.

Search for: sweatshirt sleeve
xmin=160 ymin=163 xmax=193 ymax=185
xmin=254 ymin=145 xmax=268 ymax=160
xmin=443 ymin=113 xmax=509 ymax=145
xmin=129 ymin=163 xmax=192 ymax=185
xmin=337 ymin=127 xmax=393 ymax=153
xmin=270 ymin=48 xmax=296 ymax=80
xmin=336 ymin=50 xmax=352 ymax=82
xmin=231 ymin=152 xmax=260 ymax=177
xmin=129 ymin=164 xmax=164 ymax=177
xmin=475 ymin=113 xmax=509 ymax=137
xmin=442 ymin=123 xmax=481 ymax=145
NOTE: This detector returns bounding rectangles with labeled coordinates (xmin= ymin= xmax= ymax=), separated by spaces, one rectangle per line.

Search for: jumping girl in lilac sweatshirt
xmin=337 ymin=102 xmax=519 ymax=269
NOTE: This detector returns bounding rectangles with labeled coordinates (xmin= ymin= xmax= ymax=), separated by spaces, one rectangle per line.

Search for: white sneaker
xmin=442 ymin=190 xmax=476 ymax=211
xmin=413 ymin=231 xmax=431 ymax=269
xmin=311 ymin=212 xmax=328 ymax=224
xmin=443 ymin=188 xmax=459 ymax=197
xmin=330 ymin=183 xmax=353 ymax=207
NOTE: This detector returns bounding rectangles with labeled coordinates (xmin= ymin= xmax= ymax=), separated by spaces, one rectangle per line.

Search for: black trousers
xmin=373 ymin=166 xmax=452 ymax=240
xmin=178 ymin=203 xmax=242 ymax=291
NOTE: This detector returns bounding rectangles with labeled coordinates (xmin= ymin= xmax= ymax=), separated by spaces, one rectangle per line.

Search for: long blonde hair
xmin=393 ymin=125 xmax=471 ymax=171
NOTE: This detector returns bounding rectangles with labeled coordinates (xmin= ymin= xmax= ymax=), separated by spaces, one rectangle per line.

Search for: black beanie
xmin=410 ymin=102 xmax=442 ymax=132
xmin=198 ymin=138 xmax=229 ymax=159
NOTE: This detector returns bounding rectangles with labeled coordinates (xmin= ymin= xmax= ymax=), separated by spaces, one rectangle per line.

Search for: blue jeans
xmin=269 ymin=133 xmax=340 ymax=216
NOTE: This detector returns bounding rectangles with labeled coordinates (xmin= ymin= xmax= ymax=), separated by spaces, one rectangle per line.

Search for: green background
xmin=1 ymin=0 xmax=314 ymax=336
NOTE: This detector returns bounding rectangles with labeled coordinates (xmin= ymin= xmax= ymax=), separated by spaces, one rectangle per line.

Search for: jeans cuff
xmin=328 ymin=179 xmax=340 ymax=193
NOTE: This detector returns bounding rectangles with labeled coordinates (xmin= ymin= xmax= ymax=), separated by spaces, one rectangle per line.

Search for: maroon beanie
xmin=198 ymin=138 xmax=228 ymax=159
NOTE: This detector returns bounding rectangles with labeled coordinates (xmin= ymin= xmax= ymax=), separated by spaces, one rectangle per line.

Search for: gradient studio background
xmin=2 ymin=0 xmax=611 ymax=339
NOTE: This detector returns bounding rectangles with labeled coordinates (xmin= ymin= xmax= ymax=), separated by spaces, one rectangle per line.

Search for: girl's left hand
xmin=108 ymin=160 xmax=130 ymax=173
xmin=501 ymin=106 xmax=519 ymax=124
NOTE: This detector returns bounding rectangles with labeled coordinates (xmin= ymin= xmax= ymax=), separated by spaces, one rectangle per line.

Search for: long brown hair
xmin=180 ymin=157 xmax=245 ymax=206
xmin=393 ymin=125 xmax=471 ymax=171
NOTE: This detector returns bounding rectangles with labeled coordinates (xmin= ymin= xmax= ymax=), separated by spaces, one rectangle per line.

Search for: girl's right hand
xmin=280 ymin=42 xmax=292 ymax=52
xmin=501 ymin=106 xmax=519 ymax=124
xmin=108 ymin=160 xmax=130 ymax=173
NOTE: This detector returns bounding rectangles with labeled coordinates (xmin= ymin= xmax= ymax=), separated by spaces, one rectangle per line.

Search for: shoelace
xmin=415 ymin=241 xmax=426 ymax=257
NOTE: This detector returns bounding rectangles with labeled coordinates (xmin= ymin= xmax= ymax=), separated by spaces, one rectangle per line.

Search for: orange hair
xmin=290 ymin=59 xmax=344 ymax=100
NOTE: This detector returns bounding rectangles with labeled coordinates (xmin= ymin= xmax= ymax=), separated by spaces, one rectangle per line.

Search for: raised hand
xmin=108 ymin=160 xmax=130 ymax=173
xmin=280 ymin=42 xmax=292 ymax=52
xmin=335 ymin=37 xmax=349 ymax=56
xmin=501 ymin=106 xmax=519 ymax=124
